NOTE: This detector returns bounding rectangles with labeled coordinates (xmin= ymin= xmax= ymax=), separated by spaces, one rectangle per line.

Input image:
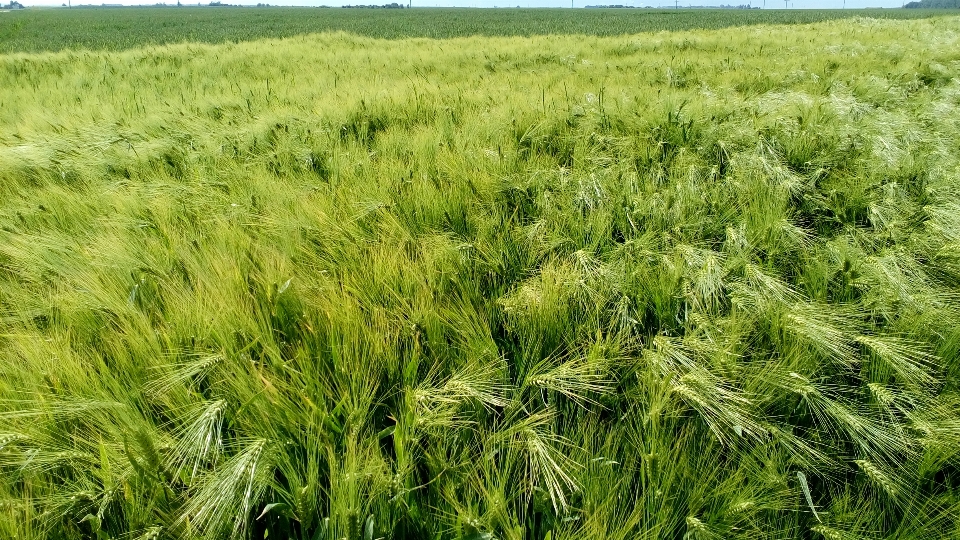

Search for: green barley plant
xmin=0 ymin=8 xmax=952 ymax=54
xmin=0 ymin=12 xmax=960 ymax=540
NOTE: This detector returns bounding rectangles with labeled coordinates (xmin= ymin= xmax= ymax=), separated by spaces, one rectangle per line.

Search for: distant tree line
xmin=585 ymin=3 xmax=758 ymax=6
xmin=341 ymin=3 xmax=405 ymax=6
xmin=904 ymin=0 xmax=959 ymax=7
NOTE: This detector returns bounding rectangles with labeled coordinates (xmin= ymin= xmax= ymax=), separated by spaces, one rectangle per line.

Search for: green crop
xmin=0 ymin=7 xmax=951 ymax=53
xmin=1 ymin=13 xmax=960 ymax=540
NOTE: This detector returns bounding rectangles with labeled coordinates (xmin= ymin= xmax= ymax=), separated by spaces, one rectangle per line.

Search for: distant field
xmin=0 ymin=7 xmax=952 ymax=53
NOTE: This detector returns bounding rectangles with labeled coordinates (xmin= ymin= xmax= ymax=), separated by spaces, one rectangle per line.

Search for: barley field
xmin=0 ymin=7 xmax=951 ymax=53
xmin=1 ymin=11 xmax=960 ymax=540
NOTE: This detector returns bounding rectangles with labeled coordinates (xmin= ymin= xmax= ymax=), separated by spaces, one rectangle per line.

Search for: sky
xmin=14 ymin=0 xmax=913 ymax=11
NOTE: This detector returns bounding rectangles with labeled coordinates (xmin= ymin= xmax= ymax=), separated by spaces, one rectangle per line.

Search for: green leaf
xmin=256 ymin=502 xmax=293 ymax=521
xmin=364 ymin=514 xmax=375 ymax=540
xmin=797 ymin=471 xmax=821 ymax=523
xmin=377 ymin=425 xmax=395 ymax=440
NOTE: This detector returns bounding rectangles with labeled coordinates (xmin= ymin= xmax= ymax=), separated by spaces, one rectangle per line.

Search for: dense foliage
xmin=1 ymin=14 xmax=960 ymax=540
xmin=905 ymin=0 xmax=958 ymax=8
xmin=0 ymin=7 xmax=951 ymax=53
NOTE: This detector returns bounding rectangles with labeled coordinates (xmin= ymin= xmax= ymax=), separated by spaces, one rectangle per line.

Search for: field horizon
xmin=2 ymin=12 xmax=960 ymax=540
xmin=0 ymin=7 xmax=955 ymax=53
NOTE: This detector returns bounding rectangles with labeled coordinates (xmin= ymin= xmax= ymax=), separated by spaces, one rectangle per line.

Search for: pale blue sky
xmin=17 ymin=0 xmax=912 ymax=10
xmin=403 ymin=0 xmax=902 ymax=5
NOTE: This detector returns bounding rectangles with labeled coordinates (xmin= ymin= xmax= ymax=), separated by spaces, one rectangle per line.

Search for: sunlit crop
xmin=1 ymin=14 xmax=959 ymax=540
xmin=0 ymin=7 xmax=950 ymax=53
